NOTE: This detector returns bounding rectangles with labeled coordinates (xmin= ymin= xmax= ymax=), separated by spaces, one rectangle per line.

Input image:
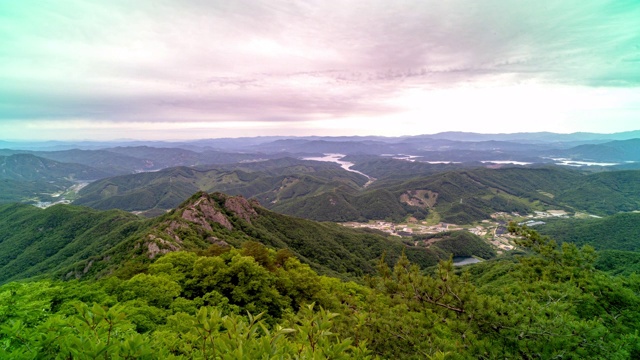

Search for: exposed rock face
xmin=142 ymin=193 xmax=260 ymax=259
xmin=166 ymin=221 xmax=187 ymax=243
xmin=206 ymin=236 xmax=229 ymax=247
xmin=181 ymin=195 xmax=233 ymax=230
xmin=200 ymin=203 xmax=233 ymax=229
xmin=224 ymin=196 xmax=258 ymax=223
xmin=146 ymin=234 xmax=180 ymax=259
xmin=182 ymin=208 xmax=213 ymax=231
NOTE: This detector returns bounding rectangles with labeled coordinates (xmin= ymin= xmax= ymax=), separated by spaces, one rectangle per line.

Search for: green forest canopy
xmin=2 ymin=225 xmax=640 ymax=359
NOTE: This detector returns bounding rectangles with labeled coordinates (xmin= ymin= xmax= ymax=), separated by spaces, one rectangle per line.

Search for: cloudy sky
xmin=1 ymin=0 xmax=639 ymax=140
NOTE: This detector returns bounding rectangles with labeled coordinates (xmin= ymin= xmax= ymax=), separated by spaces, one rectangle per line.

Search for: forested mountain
xmin=0 ymin=203 xmax=144 ymax=284
xmin=70 ymin=161 xmax=640 ymax=223
xmin=546 ymin=138 xmax=640 ymax=162
xmin=537 ymin=212 xmax=640 ymax=251
xmin=2 ymin=191 xmax=492 ymax=285
xmin=0 ymin=154 xmax=110 ymax=204
xmin=1 ymin=216 xmax=639 ymax=358
xmin=1 ymin=132 xmax=640 ymax=358
xmin=0 ymin=147 xmax=283 ymax=176
xmin=0 ymin=179 xmax=68 ymax=204
xmin=72 ymin=158 xmax=368 ymax=217
xmin=0 ymin=154 xmax=109 ymax=181
xmin=17 ymin=149 xmax=153 ymax=175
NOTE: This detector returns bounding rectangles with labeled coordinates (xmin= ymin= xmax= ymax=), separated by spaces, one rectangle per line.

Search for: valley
xmin=302 ymin=153 xmax=376 ymax=185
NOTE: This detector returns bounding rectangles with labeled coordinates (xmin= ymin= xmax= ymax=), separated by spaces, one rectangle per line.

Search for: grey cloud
xmin=2 ymin=0 xmax=639 ymax=129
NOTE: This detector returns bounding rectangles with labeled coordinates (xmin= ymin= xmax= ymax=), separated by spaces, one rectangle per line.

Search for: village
xmin=340 ymin=209 xmax=574 ymax=253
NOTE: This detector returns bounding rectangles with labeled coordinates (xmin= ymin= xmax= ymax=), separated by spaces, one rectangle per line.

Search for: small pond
xmin=452 ymin=257 xmax=482 ymax=266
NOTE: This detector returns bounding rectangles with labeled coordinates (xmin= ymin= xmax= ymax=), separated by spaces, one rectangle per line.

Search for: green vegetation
xmin=554 ymin=171 xmax=640 ymax=214
xmin=537 ymin=212 xmax=640 ymax=251
xmin=0 ymin=179 xmax=67 ymax=204
xmin=2 ymin=224 xmax=640 ymax=358
xmin=0 ymin=154 xmax=109 ymax=182
xmin=413 ymin=231 xmax=496 ymax=260
xmin=68 ymin=160 xmax=640 ymax=224
xmin=267 ymin=166 xmax=640 ymax=223
xmin=0 ymin=191 xmax=446 ymax=285
xmin=536 ymin=212 xmax=640 ymax=277
xmin=0 ymin=154 xmax=109 ymax=204
xmin=73 ymin=159 xmax=368 ymax=217
xmin=595 ymin=250 xmax=640 ymax=276
xmin=0 ymin=203 xmax=145 ymax=284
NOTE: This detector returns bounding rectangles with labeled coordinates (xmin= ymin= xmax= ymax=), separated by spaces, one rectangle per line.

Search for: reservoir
xmin=453 ymin=256 xmax=482 ymax=266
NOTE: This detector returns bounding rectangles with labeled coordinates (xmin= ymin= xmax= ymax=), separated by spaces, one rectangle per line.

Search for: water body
xmin=392 ymin=154 xmax=421 ymax=162
xmin=551 ymin=158 xmax=620 ymax=167
xmin=302 ymin=153 xmax=374 ymax=183
xmin=481 ymin=160 xmax=533 ymax=165
xmin=452 ymin=256 xmax=482 ymax=266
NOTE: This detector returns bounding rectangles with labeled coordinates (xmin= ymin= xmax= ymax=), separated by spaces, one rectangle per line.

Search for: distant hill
xmin=72 ymin=158 xmax=368 ymax=216
xmin=0 ymin=179 xmax=68 ymax=204
xmin=73 ymin=161 xmax=640 ymax=223
xmin=554 ymin=170 xmax=640 ymax=214
xmin=105 ymin=146 xmax=276 ymax=168
xmin=419 ymin=130 xmax=640 ymax=143
xmin=24 ymin=149 xmax=152 ymax=175
xmin=0 ymin=153 xmax=112 ymax=205
xmin=0 ymin=153 xmax=109 ymax=181
xmin=546 ymin=138 xmax=640 ymax=163
xmin=537 ymin=212 xmax=640 ymax=252
xmin=0 ymin=146 xmax=292 ymax=176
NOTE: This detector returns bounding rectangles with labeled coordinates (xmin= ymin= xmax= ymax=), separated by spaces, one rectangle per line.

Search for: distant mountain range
xmin=70 ymin=162 xmax=640 ymax=223
xmin=4 ymin=129 xmax=640 ymax=150
xmin=0 ymin=153 xmax=109 ymax=181
xmin=2 ymin=130 xmax=640 ymax=217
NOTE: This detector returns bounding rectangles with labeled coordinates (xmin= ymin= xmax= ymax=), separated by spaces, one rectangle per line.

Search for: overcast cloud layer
xmin=1 ymin=0 xmax=639 ymax=140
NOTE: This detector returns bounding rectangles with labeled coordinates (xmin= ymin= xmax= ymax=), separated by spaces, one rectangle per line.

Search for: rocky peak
xmin=141 ymin=192 xmax=261 ymax=259
xmin=181 ymin=193 xmax=233 ymax=230
xmin=224 ymin=196 xmax=258 ymax=224
xmin=178 ymin=192 xmax=260 ymax=230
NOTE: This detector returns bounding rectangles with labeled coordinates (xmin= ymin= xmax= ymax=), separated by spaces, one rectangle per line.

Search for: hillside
xmin=379 ymin=167 xmax=640 ymax=223
xmin=27 ymin=149 xmax=153 ymax=175
xmin=554 ymin=170 xmax=640 ymax=214
xmin=547 ymin=138 xmax=640 ymax=163
xmin=0 ymin=179 xmax=69 ymax=204
xmin=0 ymin=154 xmax=110 ymax=205
xmin=0 ymin=203 xmax=144 ymax=284
xmin=0 ymin=153 xmax=109 ymax=181
xmin=73 ymin=159 xmax=368 ymax=216
xmin=72 ymin=163 xmax=640 ymax=223
xmin=2 ymin=219 xmax=639 ymax=358
xmin=1 ymin=191 xmax=497 ymax=285
xmin=536 ymin=212 xmax=640 ymax=251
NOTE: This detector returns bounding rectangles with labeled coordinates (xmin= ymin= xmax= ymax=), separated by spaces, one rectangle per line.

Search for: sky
xmin=1 ymin=0 xmax=639 ymax=141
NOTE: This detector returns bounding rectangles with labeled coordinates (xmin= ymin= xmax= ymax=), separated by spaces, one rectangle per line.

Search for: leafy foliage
xmin=0 ymin=192 xmax=442 ymax=284
xmin=413 ymin=230 xmax=497 ymax=260
xmin=2 ymin=224 xmax=640 ymax=359
xmin=537 ymin=212 xmax=640 ymax=251
xmin=0 ymin=203 xmax=145 ymax=284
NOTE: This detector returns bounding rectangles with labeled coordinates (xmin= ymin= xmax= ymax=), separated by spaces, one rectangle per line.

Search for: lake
xmin=452 ymin=256 xmax=482 ymax=266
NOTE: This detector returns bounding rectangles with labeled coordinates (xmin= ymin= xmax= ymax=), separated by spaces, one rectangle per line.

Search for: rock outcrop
xmin=224 ymin=196 xmax=258 ymax=223
xmin=181 ymin=194 xmax=233 ymax=230
xmin=140 ymin=192 xmax=261 ymax=259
